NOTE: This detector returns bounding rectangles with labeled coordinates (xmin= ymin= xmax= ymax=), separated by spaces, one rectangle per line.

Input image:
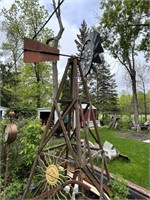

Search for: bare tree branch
xmin=51 ymin=0 xmax=64 ymax=98
xmin=52 ymin=0 xmax=64 ymax=47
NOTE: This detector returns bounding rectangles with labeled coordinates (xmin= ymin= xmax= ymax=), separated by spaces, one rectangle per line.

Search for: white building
xmin=0 ymin=106 xmax=8 ymax=120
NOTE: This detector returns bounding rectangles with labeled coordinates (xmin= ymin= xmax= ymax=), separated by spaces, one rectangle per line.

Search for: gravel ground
xmin=116 ymin=132 xmax=150 ymax=142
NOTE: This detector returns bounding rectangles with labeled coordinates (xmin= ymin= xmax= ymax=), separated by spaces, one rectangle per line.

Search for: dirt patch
xmin=116 ymin=132 xmax=150 ymax=142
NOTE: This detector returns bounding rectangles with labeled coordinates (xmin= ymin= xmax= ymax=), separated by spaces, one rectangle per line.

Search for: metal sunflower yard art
xmin=32 ymin=151 xmax=72 ymax=199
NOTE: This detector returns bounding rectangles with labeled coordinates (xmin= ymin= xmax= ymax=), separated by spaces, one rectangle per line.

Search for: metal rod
xmin=24 ymin=49 xmax=88 ymax=60
xmin=4 ymin=145 xmax=9 ymax=188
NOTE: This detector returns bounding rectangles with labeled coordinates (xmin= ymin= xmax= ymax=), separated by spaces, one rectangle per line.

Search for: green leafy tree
xmin=136 ymin=64 xmax=149 ymax=121
xmin=0 ymin=63 xmax=19 ymax=107
xmin=118 ymin=91 xmax=133 ymax=127
xmin=146 ymin=91 xmax=150 ymax=115
xmin=17 ymin=63 xmax=53 ymax=109
xmin=1 ymin=0 xmax=54 ymax=109
xmin=97 ymin=0 xmax=149 ymax=125
xmin=89 ymin=56 xmax=119 ymax=120
xmin=118 ymin=91 xmax=133 ymax=116
xmin=137 ymin=91 xmax=150 ymax=122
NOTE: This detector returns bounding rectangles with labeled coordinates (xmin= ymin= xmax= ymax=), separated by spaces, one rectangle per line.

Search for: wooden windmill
xmin=23 ymin=32 xmax=110 ymax=199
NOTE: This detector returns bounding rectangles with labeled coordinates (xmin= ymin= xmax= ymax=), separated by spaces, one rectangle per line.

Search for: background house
xmin=0 ymin=106 xmax=8 ymax=120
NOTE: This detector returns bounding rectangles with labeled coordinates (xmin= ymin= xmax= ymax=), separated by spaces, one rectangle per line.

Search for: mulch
xmin=116 ymin=132 xmax=150 ymax=142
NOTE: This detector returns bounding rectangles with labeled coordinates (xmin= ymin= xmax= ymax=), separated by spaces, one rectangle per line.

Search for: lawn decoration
xmin=32 ymin=151 xmax=73 ymax=199
xmin=22 ymin=31 xmax=110 ymax=199
xmin=4 ymin=112 xmax=18 ymax=188
xmin=4 ymin=123 xmax=18 ymax=188
xmin=4 ymin=123 xmax=17 ymax=144
xmin=4 ymin=111 xmax=17 ymax=144
xmin=45 ymin=164 xmax=60 ymax=186
xmin=103 ymin=141 xmax=119 ymax=160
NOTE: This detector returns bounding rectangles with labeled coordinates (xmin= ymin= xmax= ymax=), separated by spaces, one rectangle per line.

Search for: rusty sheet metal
xmin=24 ymin=37 xmax=59 ymax=63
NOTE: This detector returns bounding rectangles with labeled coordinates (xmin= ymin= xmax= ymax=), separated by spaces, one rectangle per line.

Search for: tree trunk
xmin=143 ymin=88 xmax=147 ymax=122
xmin=130 ymin=70 xmax=139 ymax=125
xmin=137 ymin=69 xmax=148 ymax=122
xmin=52 ymin=59 xmax=58 ymax=99
xmin=51 ymin=0 xmax=64 ymax=99
xmin=140 ymin=75 xmax=147 ymax=122
xmin=34 ymin=63 xmax=41 ymax=108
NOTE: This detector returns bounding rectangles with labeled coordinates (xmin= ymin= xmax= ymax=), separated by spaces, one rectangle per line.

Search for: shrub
xmin=108 ymin=174 xmax=129 ymax=200
xmin=0 ymin=118 xmax=42 ymax=199
xmin=19 ymin=118 xmax=42 ymax=165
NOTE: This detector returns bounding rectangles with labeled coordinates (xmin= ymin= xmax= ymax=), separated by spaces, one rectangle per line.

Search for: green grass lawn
xmin=84 ymin=127 xmax=150 ymax=190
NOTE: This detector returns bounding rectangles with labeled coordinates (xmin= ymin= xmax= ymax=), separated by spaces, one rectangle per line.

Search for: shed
xmin=0 ymin=106 xmax=8 ymax=120
xmin=37 ymin=108 xmax=57 ymax=126
xmin=79 ymin=104 xmax=97 ymax=127
xmin=38 ymin=104 xmax=97 ymax=128
xmin=81 ymin=104 xmax=97 ymax=121
xmin=37 ymin=108 xmax=51 ymax=125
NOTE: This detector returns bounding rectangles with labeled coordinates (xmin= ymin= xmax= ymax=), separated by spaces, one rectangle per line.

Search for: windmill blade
xmin=24 ymin=37 xmax=59 ymax=63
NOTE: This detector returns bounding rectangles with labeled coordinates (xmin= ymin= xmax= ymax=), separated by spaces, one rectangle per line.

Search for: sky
xmin=0 ymin=0 xmax=131 ymax=93
xmin=42 ymin=0 xmax=102 ymax=77
xmin=41 ymin=0 xmax=128 ymax=93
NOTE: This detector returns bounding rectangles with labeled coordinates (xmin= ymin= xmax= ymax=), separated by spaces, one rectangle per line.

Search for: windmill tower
xmin=23 ymin=31 xmax=110 ymax=199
